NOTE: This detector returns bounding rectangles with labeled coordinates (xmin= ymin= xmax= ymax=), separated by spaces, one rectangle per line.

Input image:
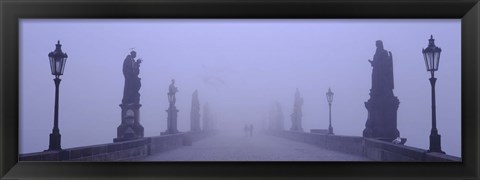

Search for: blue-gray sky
xmin=19 ymin=19 xmax=461 ymax=157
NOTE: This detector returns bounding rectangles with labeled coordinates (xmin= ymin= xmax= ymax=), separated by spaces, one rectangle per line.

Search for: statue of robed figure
xmin=114 ymin=50 xmax=144 ymax=142
xmin=363 ymin=40 xmax=404 ymax=144
xmin=122 ymin=50 xmax=142 ymax=104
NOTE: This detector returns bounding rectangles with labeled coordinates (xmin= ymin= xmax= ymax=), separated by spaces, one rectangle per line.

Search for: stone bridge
xmin=19 ymin=130 xmax=459 ymax=162
xmin=18 ymin=38 xmax=461 ymax=162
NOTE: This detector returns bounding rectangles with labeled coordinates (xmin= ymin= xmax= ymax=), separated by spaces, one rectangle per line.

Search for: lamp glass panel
xmin=60 ymin=57 xmax=67 ymax=75
xmin=49 ymin=56 xmax=55 ymax=75
xmin=427 ymin=51 xmax=434 ymax=71
xmin=423 ymin=51 xmax=429 ymax=71
xmin=55 ymin=58 xmax=62 ymax=75
xmin=434 ymin=51 xmax=441 ymax=70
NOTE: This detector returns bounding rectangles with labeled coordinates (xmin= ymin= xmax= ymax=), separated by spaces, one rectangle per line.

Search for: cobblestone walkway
xmin=142 ymin=131 xmax=369 ymax=161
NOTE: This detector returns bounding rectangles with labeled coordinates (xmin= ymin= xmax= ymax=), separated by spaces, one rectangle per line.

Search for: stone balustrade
xmin=267 ymin=130 xmax=461 ymax=161
xmin=19 ymin=131 xmax=214 ymax=161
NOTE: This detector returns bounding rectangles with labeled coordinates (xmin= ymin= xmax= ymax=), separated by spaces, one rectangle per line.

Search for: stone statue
xmin=168 ymin=79 xmax=179 ymax=105
xmin=363 ymin=40 xmax=401 ymax=142
xmin=122 ymin=50 xmax=142 ymax=104
xmin=163 ymin=79 xmax=180 ymax=135
xmin=115 ymin=50 xmax=144 ymax=142
xmin=368 ymin=40 xmax=394 ymax=96
xmin=290 ymin=88 xmax=304 ymax=132
xmin=190 ymin=90 xmax=201 ymax=131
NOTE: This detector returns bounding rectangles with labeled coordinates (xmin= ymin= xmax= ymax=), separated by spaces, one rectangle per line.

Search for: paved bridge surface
xmin=141 ymin=131 xmax=369 ymax=161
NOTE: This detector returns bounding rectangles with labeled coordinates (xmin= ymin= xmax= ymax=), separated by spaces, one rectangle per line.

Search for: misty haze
xmin=19 ymin=19 xmax=461 ymax=161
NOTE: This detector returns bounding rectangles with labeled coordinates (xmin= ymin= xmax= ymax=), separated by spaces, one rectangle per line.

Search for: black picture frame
xmin=1 ymin=0 xmax=479 ymax=179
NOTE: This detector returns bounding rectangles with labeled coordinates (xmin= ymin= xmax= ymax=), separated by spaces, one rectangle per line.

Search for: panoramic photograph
xmin=19 ymin=19 xmax=460 ymax=161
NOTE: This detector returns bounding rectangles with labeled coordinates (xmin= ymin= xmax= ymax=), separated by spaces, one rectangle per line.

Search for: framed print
xmin=1 ymin=0 xmax=479 ymax=179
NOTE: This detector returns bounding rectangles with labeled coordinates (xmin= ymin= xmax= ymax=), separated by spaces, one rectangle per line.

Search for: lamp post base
xmin=328 ymin=126 xmax=334 ymax=135
xmin=47 ymin=132 xmax=62 ymax=151
xmin=428 ymin=133 xmax=445 ymax=154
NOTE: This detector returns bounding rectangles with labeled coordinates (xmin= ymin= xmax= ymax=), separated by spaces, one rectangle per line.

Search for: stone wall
xmin=267 ymin=130 xmax=461 ymax=161
xmin=268 ymin=130 xmax=364 ymax=156
xmin=19 ymin=131 xmax=214 ymax=161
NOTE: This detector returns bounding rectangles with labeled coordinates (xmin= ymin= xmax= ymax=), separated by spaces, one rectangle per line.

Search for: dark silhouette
xmin=115 ymin=50 xmax=144 ymax=142
xmin=122 ymin=50 xmax=142 ymax=104
xmin=363 ymin=40 xmax=402 ymax=143
xmin=190 ymin=90 xmax=201 ymax=132
xmin=163 ymin=79 xmax=179 ymax=135
xmin=290 ymin=88 xmax=304 ymax=132
xmin=168 ymin=79 xmax=179 ymax=105
xmin=46 ymin=41 xmax=68 ymax=151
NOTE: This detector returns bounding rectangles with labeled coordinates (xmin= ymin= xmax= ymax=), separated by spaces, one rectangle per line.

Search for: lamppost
xmin=47 ymin=41 xmax=68 ymax=151
xmin=422 ymin=35 xmax=444 ymax=154
xmin=326 ymin=88 xmax=334 ymax=135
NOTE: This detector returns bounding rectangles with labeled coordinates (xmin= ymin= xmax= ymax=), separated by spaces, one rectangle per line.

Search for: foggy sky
xmin=19 ymin=19 xmax=461 ymax=157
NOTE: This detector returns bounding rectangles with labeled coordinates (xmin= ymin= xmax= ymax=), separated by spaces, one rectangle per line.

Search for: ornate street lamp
xmin=326 ymin=88 xmax=334 ymax=135
xmin=422 ymin=35 xmax=444 ymax=154
xmin=46 ymin=41 xmax=68 ymax=151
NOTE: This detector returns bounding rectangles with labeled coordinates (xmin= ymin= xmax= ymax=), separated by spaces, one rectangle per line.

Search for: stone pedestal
xmin=162 ymin=105 xmax=179 ymax=135
xmin=114 ymin=103 xmax=144 ymax=142
xmin=290 ymin=113 xmax=303 ymax=132
xmin=363 ymin=95 xmax=400 ymax=140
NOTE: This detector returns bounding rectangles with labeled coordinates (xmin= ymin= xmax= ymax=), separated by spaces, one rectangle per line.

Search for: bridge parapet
xmin=267 ymin=130 xmax=460 ymax=161
xmin=19 ymin=131 xmax=215 ymax=161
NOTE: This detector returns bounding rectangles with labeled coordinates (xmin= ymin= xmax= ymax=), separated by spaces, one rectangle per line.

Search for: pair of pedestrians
xmin=244 ymin=124 xmax=254 ymax=137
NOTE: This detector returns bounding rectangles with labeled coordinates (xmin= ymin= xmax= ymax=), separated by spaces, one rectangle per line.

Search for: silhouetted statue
xmin=363 ymin=40 xmax=401 ymax=142
xmin=115 ymin=50 xmax=144 ymax=142
xmin=163 ymin=79 xmax=179 ymax=135
xmin=290 ymin=88 xmax=304 ymax=132
xmin=190 ymin=90 xmax=201 ymax=132
xmin=368 ymin=41 xmax=394 ymax=96
xmin=122 ymin=50 xmax=142 ymax=104
xmin=168 ymin=79 xmax=179 ymax=105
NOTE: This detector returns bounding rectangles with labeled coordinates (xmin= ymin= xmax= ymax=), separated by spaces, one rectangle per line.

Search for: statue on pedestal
xmin=163 ymin=79 xmax=179 ymax=135
xmin=190 ymin=90 xmax=201 ymax=132
xmin=115 ymin=50 xmax=144 ymax=142
xmin=363 ymin=41 xmax=403 ymax=143
xmin=122 ymin=51 xmax=142 ymax=104
xmin=290 ymin=88 xmax=304 ymax=132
